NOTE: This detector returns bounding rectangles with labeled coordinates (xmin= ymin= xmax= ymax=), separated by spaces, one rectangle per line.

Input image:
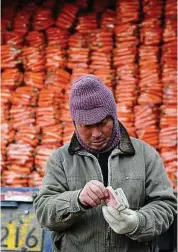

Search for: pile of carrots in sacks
xmin=1 ymin=0 xmax=177 ymax=189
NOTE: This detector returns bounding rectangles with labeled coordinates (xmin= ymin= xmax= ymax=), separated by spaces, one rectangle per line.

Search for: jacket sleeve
xmin=126 ymin=142 xmax=177 ymax=242
xmin=33 ymin=150 xmax=86 ymax=232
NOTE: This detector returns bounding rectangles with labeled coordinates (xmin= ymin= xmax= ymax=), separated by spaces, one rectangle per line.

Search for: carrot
xmin=24 ymin=71 xmax=45 ymax=89
xmin=25 ymin=31 xmax=45 ymax=49
xmin=7 ymin=166 xmax=32 ymax=175
xmin=28 ymin=171 xmax=43 ymax=187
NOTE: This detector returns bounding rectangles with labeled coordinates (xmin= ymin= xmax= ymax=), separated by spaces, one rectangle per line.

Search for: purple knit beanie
xmin=69 ymin=74 xmax=120 ymax=153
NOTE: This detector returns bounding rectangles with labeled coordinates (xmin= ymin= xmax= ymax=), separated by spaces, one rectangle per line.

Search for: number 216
xmin=1 ymin=226 xmax=39 ymax=248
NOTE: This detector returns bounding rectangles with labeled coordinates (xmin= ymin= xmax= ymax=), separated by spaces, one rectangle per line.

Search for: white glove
xmin=102 ymin=206 xmax=139 ymax=234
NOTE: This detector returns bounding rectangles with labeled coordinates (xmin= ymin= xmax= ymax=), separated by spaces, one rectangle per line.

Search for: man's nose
xmin=91 ymin=126 xmax=102 ymax=138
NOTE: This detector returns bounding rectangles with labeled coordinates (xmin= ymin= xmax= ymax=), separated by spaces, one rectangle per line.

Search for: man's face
xmin=75 ymin=116 xmax=114 ymax=151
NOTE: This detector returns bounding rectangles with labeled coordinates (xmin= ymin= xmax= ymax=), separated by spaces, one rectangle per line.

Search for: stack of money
xmin=104 ymin=186 xmax=129 ymax=211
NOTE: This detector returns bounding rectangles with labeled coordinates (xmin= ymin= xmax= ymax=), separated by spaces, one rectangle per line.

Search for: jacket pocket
xmin=119 ymin=177 xmax=145 ymax=209
xmin=67 ymin=176 xmax=99 ymax=191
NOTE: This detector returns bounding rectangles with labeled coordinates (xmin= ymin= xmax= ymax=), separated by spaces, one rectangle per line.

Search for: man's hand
xmin=102 ymin=206 xmax=139 ymax=234
xmin=79 ymin=180 xmax=109 ymax=207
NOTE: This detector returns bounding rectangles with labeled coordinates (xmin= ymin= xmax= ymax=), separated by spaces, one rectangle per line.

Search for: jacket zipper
xmin=107 ymin=155 xmax=111 ymax=187
xmin=107 ymin=153 xmax=118 ymax=187
xmin=78 ymin=150 xmax=119 ymax=252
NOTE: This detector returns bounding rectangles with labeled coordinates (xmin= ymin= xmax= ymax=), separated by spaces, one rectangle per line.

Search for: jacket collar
xmin=68 ymin=121 xmax=135 ymax=156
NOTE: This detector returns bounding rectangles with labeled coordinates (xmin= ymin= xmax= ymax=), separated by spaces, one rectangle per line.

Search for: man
xmin=34 ymin=75 xmax=177 ymax=252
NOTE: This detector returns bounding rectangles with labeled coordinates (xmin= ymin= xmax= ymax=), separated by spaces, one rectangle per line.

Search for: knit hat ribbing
xmin=69 ymin=74 xmax=117 ymax=125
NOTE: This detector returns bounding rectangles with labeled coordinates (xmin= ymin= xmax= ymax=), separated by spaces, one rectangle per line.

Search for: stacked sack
xmin=114 ymin=0 xmax=139 ymax=137
xmin=1 ymin=0 xmax=177 ymax=189
xmin=135 ymin=0 xmax=164 ymax=149
xmin=159 ymin=0 xmax=177 ymax=189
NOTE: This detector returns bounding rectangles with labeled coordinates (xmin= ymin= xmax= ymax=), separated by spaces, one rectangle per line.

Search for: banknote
xmin=104 ymin=186 xmax=129 ymax=211
xmin=115 ymin=188 xmax=129 ymax=209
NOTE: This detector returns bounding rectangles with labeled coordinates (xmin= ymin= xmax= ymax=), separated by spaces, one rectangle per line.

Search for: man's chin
xmin=90 ymin=142 xmax=107 ymax=151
